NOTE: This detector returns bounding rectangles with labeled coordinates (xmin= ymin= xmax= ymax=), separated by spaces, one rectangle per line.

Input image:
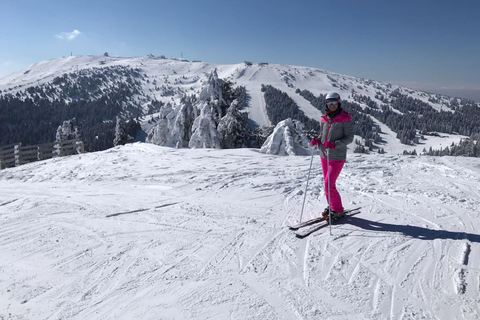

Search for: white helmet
xmin=325 ymin=92 xmax=341 ymax=106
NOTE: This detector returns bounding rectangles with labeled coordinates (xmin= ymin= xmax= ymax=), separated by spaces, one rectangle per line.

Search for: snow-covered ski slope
xmin=1 ymin=143 xmax=480 ymax=319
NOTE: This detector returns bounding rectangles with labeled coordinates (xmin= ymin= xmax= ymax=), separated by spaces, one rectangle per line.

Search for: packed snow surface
xmin=1 ymin=143 xmax=480 ymax=319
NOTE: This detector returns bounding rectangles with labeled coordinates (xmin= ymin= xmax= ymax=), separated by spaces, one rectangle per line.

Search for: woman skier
xmin=311 ymin=92 xmax=354 ymax=220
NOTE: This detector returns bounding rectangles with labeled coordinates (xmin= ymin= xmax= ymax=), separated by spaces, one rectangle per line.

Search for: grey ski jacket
xmin=319 ymin=110 xmax=354 ymax=161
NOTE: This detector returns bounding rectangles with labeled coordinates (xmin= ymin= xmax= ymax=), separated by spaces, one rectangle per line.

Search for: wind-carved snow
xmin=260 ymin=118 xmax=311 ymax=156
xmin=1 ymin=144 xmax=480 ymax=319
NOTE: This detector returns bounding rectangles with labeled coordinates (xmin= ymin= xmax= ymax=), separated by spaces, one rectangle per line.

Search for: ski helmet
xmin=325 ymin=92 xmax=341 ymax=107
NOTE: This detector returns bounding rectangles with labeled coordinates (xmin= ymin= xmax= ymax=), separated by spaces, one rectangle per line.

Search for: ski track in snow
xmin=1 ymin=144 xmax=480 ymax=319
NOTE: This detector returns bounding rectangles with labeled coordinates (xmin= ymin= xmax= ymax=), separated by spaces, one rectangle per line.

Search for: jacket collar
xmin=321 ymin=110 xmax=352 ymax=123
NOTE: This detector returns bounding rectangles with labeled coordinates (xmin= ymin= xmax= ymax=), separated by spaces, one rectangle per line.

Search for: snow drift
xmin=260 ymin=118 xmax=311 ymax=156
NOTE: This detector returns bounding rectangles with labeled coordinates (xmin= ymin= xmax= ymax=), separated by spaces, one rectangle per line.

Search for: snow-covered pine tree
xmin=54 ymin=118 xmax=81 ymax=156
xmin=189 ymin=69 xmax=232 ymax=149
xmin=189 ymin=101 xmax=221 ymax=149
xmin=113 ymin=116 xmax=134 ymax=146
xmin=55 ymin=118 xmax=80 ymax=142
xmin=146 ymin=96 xmax=197 ymax=148
xmin=199 ymin=68 xmax=227 ymax=106
xmin=217 ymin=100 xmax=250 ymax=149
xmin=168 ymin=96 xmax=196 ymax=148
xmin=147 ymin=68 xmax=250 ymax=149
xmin=146 ymin=103 xmax=173 ymax=146
xmin=354 ymin=144 xmax=368 ymax=154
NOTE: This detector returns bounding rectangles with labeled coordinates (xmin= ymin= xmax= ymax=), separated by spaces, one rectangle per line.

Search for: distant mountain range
xmin=1 ymin=55 xmax=479 ymax=156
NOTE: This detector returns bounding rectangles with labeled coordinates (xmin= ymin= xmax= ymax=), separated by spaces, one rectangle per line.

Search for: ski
xmin=288 ymin=207 xmax=361 ymax=231
xmin=288 ymin=216 xmax=326 ymax=231
xmin=295 ymin=210 xmax=361 ymax=238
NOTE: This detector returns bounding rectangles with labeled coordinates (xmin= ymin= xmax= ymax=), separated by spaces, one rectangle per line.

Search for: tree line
xmin=262 ymin=85 xmax=320 ymax=131
xmin=422 ymin=135 xmax=480 ymax=157
xmin=0 ymin=66 xmax=144 ymax=151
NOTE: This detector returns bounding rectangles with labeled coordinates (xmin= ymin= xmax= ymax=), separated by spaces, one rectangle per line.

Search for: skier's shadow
xmin=345 ymin=217 xmax=480 ymax=243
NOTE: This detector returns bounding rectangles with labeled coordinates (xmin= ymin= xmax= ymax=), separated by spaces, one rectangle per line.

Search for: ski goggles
xmin=326 ymin=99 xmax=339 ymax=106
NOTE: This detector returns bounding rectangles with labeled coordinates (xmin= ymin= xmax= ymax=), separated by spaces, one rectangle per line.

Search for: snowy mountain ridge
xmin=0 ymin=55 xmax=478 ymax=155
xmin=0 ymin=55 xmax=463 ymax=121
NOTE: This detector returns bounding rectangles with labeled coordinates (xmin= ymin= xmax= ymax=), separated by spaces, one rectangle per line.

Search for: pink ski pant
xmin=320 ymin=157 xmax=345 ymax=213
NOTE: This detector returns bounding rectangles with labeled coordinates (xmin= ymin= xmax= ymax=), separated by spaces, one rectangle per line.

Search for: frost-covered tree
xmin=217 ymin=100 xmax=250 ymax=149
xmin=113 ymin=116 xmax=134 ymax=146
xmin=146 ymin=103 xmax=173 ymax=146
xmin=146 ymin=96 xmax=197 ymax=148
xmin=189 ymin=102 xmax=221 ymax=149
xmin=55 ymin=118 xmax=80 ymax=142
xmin=199 ymin=68 xmax=229 ymax=118
xmin=148 ymin=69 xmax=245 ymax=149
xmin=168 ymin=97 xmax=197 ymax=147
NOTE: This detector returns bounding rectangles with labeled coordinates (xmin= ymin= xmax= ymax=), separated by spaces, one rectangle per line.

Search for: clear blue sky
xmin=1 ymin=0 xmax=480 ymax=101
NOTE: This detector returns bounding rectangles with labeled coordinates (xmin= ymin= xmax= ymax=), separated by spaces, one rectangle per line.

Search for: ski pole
xmin=299 ymin=147 xmax=315 ymax=223
xmin=327 ymin=148 xmax=332 ymax=235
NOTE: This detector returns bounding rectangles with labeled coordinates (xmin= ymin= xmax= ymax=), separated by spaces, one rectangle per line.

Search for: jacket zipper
xmin=325 ymin=116 xmax=333 ymax=142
